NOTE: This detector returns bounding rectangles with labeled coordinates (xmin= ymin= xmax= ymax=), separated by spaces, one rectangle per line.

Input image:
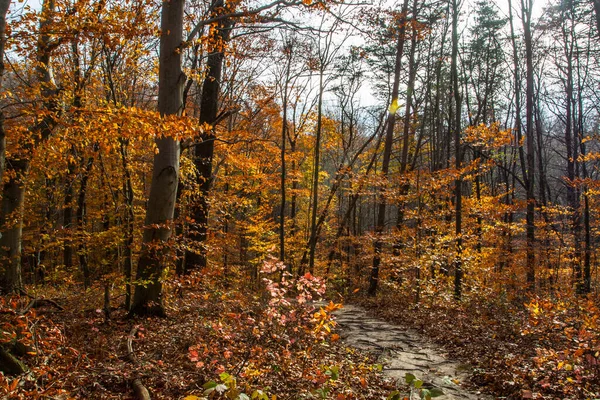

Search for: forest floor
xmin=0 ymin=269 xmax=399 ymax=399
xmin=352 ymin=288 xmax=600 ymax=400
xmin=333 ymin=304 xmax=490 ymax=400
xmin=2 ymin=268 xmax=599 ymax=399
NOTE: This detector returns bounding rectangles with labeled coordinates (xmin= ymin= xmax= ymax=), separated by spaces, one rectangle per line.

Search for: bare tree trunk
xmin=63 ymin=151 xmax=75 ymax=271
xmin=396 ymin=0 xmax=419 ymax=230
xmin=186 ymin=3 xmax=231 ymax=272
xmin=368 ymin=0 xmax=410 ymax=296
xmin=120 ymin=140 xmax=135 ymax=310
xmin=521 ymin=0 xmax=536 ymax=288
xmin=306 ymin=69 xmax=325 ymax=274
xmin=508 ymin=0 xmax=528 ymax=191
xmin=0 ymin=163 xmax=27 ymax=293
xmin=0 ymin=0 xmax=10 ymax=184
xmin=593 ymin=0 xmax=600 ymax=36
xmin=76 ymin=150 xmax=96 ymax=289
xmin=0 ymin=0 xmax=59 ymax=293
xmin=130 ymin=0 xmax=184 ymax=316
xmin=280 ymin=45 xmax=292 ymax=267
xmin=451 ymin=0 xmax=463 ymax=300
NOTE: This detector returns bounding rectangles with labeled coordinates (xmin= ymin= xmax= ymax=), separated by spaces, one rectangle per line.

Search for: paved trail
xmin=334 ymin=304 xmax=490 ymax=399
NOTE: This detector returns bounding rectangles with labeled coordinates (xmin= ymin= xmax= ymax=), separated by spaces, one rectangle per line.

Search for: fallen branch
xmin=126 ymin=326 xmax=137 ymax=364
xmin=132 ymin=378 xmax=151 ymax=400
xmin=19 ymin=298 xmax=64 ymax=315
xmin=125 ymin=326 xmax=151 ymax=400
xmin=0 ymin=346 xmax=28 ymax=375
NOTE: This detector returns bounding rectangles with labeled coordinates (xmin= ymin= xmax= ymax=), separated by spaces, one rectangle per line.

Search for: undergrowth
xmin=353 ymin=281 xmax=600 ymax=400
xmin=0 ymin=263 xmax=393 ymax=399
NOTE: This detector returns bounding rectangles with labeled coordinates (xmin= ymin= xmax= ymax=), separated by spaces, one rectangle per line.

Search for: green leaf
xmin=252 ymin=389 xmax=267 ymax=400
xmin=429 ymin=388 xmax=445 ymax=398
xmin=203 ymin=381 xmax=217 ymax=390
xmin=374 ymin=364 xmax=383 ymax=372
xmin=420 ymin=388 xmax=430 ymax=400
xmin=414 ymin=379 xmax=423 ymax=389
xmin=220 ymin=372 xmax=232 ymax=383
xmin=325 ymin=365 xmax=339 ymax=380
xmin=387 ymin=390 xmax=402 ymax=400
xmin=238 ymin=394 xmax=250 ymax=400
xmin=405 ymin=373 xmax=416 ymax=384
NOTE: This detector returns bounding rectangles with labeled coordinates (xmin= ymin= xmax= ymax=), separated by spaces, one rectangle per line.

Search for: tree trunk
xmin=396 ymin=0 xmax=419 ymax=231
xmin=63 ymin=150 xmax=76 ymax=271
xmin=593 ymin=0 xmax=600 ymax=36
xmin=185 ymin=3 xmax=231 ymax=272
xmin=0 ymin=0 xmax=58 ymax=293
xmin=120 ymin=139 xmax=135 ymax=309
xmin=0 ymin=160 xmax=27 ymax=293
xmin=76 ymin=153 xmax=95 ymax=289
xmin=368 ymin=0 xmax=410 ymax=296
xmin=130 ymin=0 xmax=184 ymax=316
xmin=280 ymin=46 xmax=292 ymax=267
xmin=508 ymin=0 xmax=528 ymax=191
xmin=0 ymin=0 xmax=10 ymax=185
xmin=451 ymin=0 xmax=463 ymax=300
xmin=306 ymin=69 xmax=325 ymax=274
xmin=522 ymin=0 xmax=536 ymax=288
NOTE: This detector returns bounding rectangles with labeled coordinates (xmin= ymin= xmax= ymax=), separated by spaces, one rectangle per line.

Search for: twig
xmin=19 ymin=298 xmax=64 ymax=315
xmin=126 ymin=326 xmax=137 ymax=364
xmin=125 ymin=326 xmax=151 ymax=400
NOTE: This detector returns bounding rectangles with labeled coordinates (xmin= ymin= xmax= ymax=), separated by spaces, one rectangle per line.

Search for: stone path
xmin=334 ymin=304 xmax=490 ymax=399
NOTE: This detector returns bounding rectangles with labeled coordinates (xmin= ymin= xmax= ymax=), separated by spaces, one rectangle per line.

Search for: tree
xmin=451 ymin=0 xmax=463 ymax=299
xmin=0 ymin=0 xmax=60 ymax=293
xmin=368 ymin=0 xmax=410 ymax=296
xmin=129 ymin=0 xmax=184 ymax=316
xmin=593 ymin=0 xmax=600 ymax=35
xmin=278 ymin=38 xmax=293 ymax=267
xmin=185 ymin=0 xmax=232 ymax=273
xmin=0 ymin=0 xmax=10 ymax=185
xmin=305 ymin=14 xmax=347 ymax=274
xmin=522 ymin=0 xmax=536 ymax=288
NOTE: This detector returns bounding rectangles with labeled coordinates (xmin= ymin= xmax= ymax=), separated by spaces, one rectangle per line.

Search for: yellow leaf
xmin=565 ymin=364 xmax=573 ymax=371
xmin=183 ymin=396 xmax=201 ymax=400
xmin=388 ymin=98 xmax=400 ymax=115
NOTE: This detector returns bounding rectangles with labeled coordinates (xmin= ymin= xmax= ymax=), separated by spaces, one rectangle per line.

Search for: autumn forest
xmin=0 ymin=0 xmax=599 ymax=398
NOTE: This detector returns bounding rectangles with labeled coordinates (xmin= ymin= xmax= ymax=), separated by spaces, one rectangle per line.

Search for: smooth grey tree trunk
xmin=130 ymin=0 xmax=183 ymax=316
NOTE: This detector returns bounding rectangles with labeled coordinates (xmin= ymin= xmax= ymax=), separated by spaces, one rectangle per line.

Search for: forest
xmin=0 ymin=0 xmax=599 ymax=398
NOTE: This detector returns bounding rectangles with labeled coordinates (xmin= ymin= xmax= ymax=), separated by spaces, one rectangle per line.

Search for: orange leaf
xmin=9 ymin=378 xmax=19 ymax=392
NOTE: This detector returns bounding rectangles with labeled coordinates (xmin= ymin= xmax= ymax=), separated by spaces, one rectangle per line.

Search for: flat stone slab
xmin=333 ymin=304 xmax=490 ymax=400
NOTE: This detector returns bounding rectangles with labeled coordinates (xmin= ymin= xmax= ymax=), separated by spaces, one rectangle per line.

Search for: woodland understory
xmin=1 ymin=0 xmax=600 ymax=398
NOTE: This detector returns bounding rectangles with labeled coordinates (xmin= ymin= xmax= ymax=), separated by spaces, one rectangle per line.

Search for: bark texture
xmin=130 ymin=0 xmax=184 ymax=316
